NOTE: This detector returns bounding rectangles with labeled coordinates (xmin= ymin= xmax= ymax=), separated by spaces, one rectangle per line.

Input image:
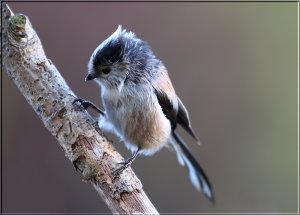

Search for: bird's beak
xmin=85 ymin=72 xmax=98 ymax=81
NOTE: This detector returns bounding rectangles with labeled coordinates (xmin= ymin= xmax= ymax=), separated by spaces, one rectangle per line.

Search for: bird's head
xmin=86 ymin=25 xmax=156 ymax=90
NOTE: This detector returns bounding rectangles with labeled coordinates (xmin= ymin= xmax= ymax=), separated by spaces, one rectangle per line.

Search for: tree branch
xmin=1 ymin=3 xmax=158 ymax=214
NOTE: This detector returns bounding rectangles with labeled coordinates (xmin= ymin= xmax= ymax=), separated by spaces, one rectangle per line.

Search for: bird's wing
xmin=152 ymin=69 xmax=178 ymax=129
xmin=154 ymin=89 xmax=178 ymax=129
xmin=152 ymin=68 xmax=199 ymax=143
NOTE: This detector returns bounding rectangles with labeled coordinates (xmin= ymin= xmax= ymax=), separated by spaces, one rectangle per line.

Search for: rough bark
xmin=1 ymin=3 xmax=158 ymax=214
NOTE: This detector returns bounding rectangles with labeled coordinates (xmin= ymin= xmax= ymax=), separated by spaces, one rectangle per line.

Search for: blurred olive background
xmin=1 ymin=2 xmax=298 ymax=214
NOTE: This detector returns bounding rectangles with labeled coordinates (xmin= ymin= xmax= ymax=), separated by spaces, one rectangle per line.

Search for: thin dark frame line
xmin=2 ymin=0 xmax=300 ymax=3
xmin=1 ymin=1 xmax=3 ymax=214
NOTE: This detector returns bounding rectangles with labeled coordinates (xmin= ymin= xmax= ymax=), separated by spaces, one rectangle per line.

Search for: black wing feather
xmin=155 ymin=89 xmax=199 ymax=143
xmin=177 ymin=97 xmax=200 ymax=142
xmin=154 ymin=89 xmax=177 ymax=129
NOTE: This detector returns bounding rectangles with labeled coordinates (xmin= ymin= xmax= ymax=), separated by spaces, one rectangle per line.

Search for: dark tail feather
xmin=172 ymin=131 xmax=214 ymax=203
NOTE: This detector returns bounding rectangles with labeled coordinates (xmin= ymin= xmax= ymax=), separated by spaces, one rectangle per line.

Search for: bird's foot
xmin=112 ymin=157 xmax=135 ymax=176
xmin=73 ymin=98 xmax=104 ymax=115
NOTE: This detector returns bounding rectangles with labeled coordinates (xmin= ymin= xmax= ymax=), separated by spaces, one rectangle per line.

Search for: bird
xmin=74 ymin=25 xmax=213 ymax=202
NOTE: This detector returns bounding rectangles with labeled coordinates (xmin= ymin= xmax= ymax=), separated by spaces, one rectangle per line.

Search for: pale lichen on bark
xmin=1 ymin=3 xmax=158 ymax=214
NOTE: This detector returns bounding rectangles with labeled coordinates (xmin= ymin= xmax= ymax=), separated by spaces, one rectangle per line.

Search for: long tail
xmin=171 ymin=131 xmax=214 ymax=202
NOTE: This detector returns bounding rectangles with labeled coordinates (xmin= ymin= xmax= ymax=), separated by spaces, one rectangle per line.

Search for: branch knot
xmin=7 ymin=13 xmax=35 ymax=46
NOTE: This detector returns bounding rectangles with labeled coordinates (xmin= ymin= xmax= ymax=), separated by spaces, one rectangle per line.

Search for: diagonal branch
xmin=1 ymin=3 xmax=158 ymax=214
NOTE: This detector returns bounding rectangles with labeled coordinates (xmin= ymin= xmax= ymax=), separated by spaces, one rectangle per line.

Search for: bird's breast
xmin=102 ymin=88 xmax=171 ymax=155
xmin=123 ymin=103 xmax=171 ymax=155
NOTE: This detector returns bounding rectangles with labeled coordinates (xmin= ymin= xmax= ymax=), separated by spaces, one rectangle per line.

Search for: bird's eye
xmin=102 ymin=68 xmax=110 ymax=74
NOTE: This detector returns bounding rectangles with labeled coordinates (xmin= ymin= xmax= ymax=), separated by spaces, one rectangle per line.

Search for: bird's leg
xmin=73 ymin=98 xmax=105 ymax=115
xmin=113 ymin=147 xmax=141 ymax=176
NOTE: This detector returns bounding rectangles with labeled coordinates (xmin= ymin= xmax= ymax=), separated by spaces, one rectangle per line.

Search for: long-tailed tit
xmin=74 ymin=26 xmax=213 ymax=202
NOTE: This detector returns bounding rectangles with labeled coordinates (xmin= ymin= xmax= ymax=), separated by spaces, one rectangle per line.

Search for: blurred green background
xmin=2 ymin=2 xmax=298 ymax=213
